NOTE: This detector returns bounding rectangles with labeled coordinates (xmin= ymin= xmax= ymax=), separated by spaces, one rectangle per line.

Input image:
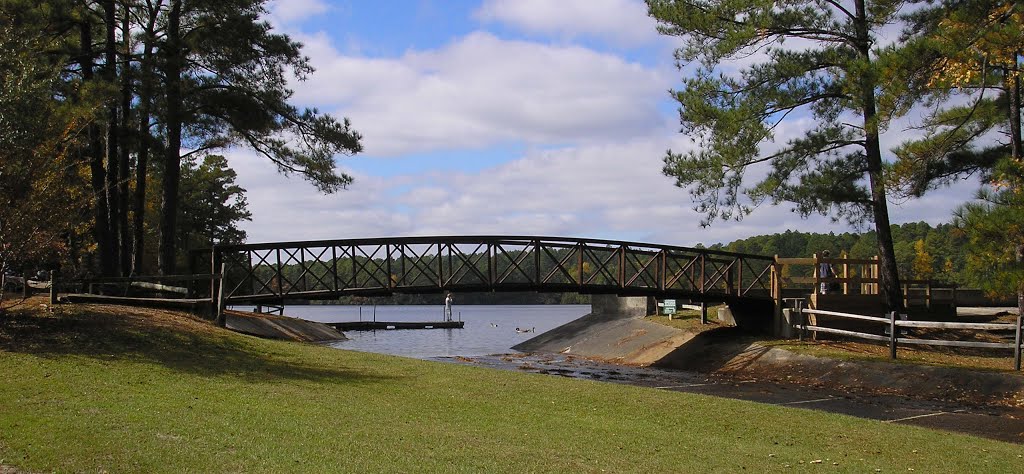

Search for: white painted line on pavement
xmin=883 ymin=412 xmax=948 ymax=423
xmin=654 ymin=380 xmax=754 ymax=389
xmin=654 ymin=383 xmax=710 ymax=389
xmin=780 ymin=397 xmax=834 ymax=405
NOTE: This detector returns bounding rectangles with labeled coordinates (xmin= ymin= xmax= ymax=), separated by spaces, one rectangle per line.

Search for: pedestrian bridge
xmin=211 ymin=235 xmax=777 ymax=310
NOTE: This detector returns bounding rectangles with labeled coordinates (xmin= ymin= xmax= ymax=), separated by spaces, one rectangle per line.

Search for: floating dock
xmin=327 ymin=321 xmax=465 ymax=331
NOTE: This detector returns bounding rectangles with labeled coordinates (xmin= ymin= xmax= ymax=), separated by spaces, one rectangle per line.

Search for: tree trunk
xmin=80 ymin=19 xmax=115 ymax=276
xmin=1009 ymin=58 xmax=1022 ymax=324
xmin=117 ymin=1 xmax=132 ymax=275
xmin=1018 ymin=244 xmax=1023 ymax=327
xmin=158 ymin=0 xmax=183 ymax=275
xmin=132 ymin=0 xmax=161 ymax=274
xmin=855 ymin=0 xmax=902 ymax=311
xmin=1007 ymin=61 xmax=1022 ymax=161
xmin=102 ymin=0 xmax=122 ymax=275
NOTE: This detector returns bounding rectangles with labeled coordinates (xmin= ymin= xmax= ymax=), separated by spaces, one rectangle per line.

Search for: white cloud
xmin=232 ymin=2 xmax=978 ymax=251
xmin=292 ymin=31 xmax=668 ymax=156
xmin=230 ymin=136 xmax=699 ymax=244
xmin=267 ymin=0 xmax=332 ymax=25
xmin=230 ymin=127 xmax=977 ymax=250
xmin=474 ymin=0 xmax=660 ymax=47
xmin=228 ymin=150 xmax=415 ymax=242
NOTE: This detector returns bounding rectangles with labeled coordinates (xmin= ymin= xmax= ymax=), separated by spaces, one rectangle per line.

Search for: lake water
xmin=276 ymin=304 xmax=590 ymax=359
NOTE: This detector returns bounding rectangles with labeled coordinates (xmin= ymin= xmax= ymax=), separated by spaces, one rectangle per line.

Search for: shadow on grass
xmin=0 ymin=305 xmax=394 ymax=385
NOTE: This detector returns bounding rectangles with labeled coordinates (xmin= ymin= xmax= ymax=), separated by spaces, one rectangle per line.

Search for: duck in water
xmin=515 ymin=327 xmax=535 ymax=333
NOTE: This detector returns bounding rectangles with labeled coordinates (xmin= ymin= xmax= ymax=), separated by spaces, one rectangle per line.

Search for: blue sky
xmin=228 ymin=0 xmax=978 ymax=247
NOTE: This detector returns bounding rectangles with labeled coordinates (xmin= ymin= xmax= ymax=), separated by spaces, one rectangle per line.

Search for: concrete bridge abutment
xmin=590 ymin=294 xmax=657 ymax=318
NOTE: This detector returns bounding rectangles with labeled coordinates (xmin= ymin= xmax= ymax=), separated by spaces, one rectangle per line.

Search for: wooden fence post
xmin=210 ymin=245 xmax=221 ymax=304
xmin=215 ymin=262 xmax=228 ymax=328
xmin=812 ymin=253 xmax=819 ymax=295
xmin=49 ymin=270 xmax=57 ymax=305
xmin=1014 ymin=313 xmax=1022 ymax=371
xmin=794 ymin=300 xmax=802 ymax=341
xmin=889 ymin=310 xmax=898 ymax=360
xmin=772 ymin=256 xmax=782 ymax=335
xmin=22 ymin=272 xmax=29 ymax=298
xmin=841 ymin=251 xmax=849 ymax=295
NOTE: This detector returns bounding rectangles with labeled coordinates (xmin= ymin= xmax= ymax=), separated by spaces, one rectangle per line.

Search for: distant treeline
xmin=704 ymin=221 xmax=970 ymax=287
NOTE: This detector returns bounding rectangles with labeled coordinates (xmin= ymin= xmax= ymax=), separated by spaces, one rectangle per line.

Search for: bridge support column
xmin=591 ymin=294 xmax=657 ymax=318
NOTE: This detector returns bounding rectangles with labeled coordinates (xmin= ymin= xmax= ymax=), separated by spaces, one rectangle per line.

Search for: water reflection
xmin=277 ymin=304 xmax=590 ymax=359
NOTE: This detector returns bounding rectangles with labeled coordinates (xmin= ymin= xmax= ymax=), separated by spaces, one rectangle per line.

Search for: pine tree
xmin=154 ymin=0 xmax=362 ymax=273
xmin=889 ymin=0 xmax=1022 ymax=316
xmin=646 ymin=0 xmax=908 ymax=310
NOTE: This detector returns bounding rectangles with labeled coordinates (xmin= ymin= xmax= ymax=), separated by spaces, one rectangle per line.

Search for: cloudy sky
xmin=229 ymin=0 xmax=978 ymax=247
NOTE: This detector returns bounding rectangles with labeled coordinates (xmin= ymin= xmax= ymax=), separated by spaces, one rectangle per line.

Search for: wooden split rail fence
xmin=790 ymin=300 xmax=1024 ymax=370
xmin=52 ymin=273 xmax=226 ymax=320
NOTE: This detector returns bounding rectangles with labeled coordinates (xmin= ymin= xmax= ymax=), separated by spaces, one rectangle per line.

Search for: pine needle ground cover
xmin=1 ymin=299 xmax=1020 ymax=473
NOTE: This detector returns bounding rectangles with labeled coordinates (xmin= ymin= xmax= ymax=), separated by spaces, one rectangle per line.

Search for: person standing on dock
xmin=444 ymin=292 xmax=453 ymax=322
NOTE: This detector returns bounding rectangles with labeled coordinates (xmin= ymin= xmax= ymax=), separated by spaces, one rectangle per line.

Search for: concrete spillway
xmin=512 ymin=295 xmax=697 ymax=364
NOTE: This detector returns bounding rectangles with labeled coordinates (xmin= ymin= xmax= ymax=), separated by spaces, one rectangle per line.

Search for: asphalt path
xmin=454 ymin=354 xmax=1024 ymax=444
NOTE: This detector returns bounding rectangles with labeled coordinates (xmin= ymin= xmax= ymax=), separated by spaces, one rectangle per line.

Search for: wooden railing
xmin=1 ymin=273 xmax=55 ymax=303
xmin=211 ymin=235 xmax=777 ymax=304
xmin=775 ymin=254 xmax=957 ymax=308
xmin=76 ymin=273 xmax=221 ymax=300
xmin=789 ymin=300 xmax=1024 ymax=370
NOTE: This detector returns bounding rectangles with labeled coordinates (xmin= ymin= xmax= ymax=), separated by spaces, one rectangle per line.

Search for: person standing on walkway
xmin=444 ymin=292 xmax=453 ymax=321
xmin=819 ymin=250 xmax=836 ymax=295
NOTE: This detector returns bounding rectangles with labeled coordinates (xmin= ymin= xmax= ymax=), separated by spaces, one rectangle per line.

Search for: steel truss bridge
xmin=210 ymin=236 xmax=777 ymax=308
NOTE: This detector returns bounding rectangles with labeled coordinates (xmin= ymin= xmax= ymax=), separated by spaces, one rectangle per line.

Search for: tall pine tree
xmin=154 ymin=0 xmax=362 ymax=274
xmin=889 ymin=0 xmax=1022 ymax=316
xmin=647 ymin=0 xmax=908 ymax=310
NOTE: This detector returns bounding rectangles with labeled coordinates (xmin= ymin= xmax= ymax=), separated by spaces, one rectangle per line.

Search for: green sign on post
xmin=661 ymin=299 xmax=676 ymax=315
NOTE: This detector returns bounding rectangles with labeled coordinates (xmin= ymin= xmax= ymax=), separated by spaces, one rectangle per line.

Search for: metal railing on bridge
xmin=209 ymin=236 xmax=777 ymax=305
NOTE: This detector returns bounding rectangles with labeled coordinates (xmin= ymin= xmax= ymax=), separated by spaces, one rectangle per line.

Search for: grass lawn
xmin=1 ymin=297 xmax=1021 ymax=473
xmin=644 ymin=306 xmax=727 ymax=333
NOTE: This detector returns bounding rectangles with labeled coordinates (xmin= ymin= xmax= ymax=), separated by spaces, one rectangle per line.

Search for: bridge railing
xmin=210 ymin=236 xmax=776 ymax=304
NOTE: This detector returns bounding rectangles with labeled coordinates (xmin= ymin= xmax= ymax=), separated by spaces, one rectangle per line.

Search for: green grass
xmin=644 ymin=306 xmax=728 ymax=332
xmin=1 ymin=300 xmax=1021 ymax=473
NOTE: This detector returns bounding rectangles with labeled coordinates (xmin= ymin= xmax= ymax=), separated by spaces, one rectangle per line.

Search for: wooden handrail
xmin=802 ymin=308 xmax=888 ymax=323
xmin=793 ymin=305 xmax=1024 ymax=370
xmin=80 ymin=273 xmax=222 ymax=283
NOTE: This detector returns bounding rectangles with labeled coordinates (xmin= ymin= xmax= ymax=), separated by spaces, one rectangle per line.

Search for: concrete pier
xmin=589 ymin=294 xmax=657 ymax=318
